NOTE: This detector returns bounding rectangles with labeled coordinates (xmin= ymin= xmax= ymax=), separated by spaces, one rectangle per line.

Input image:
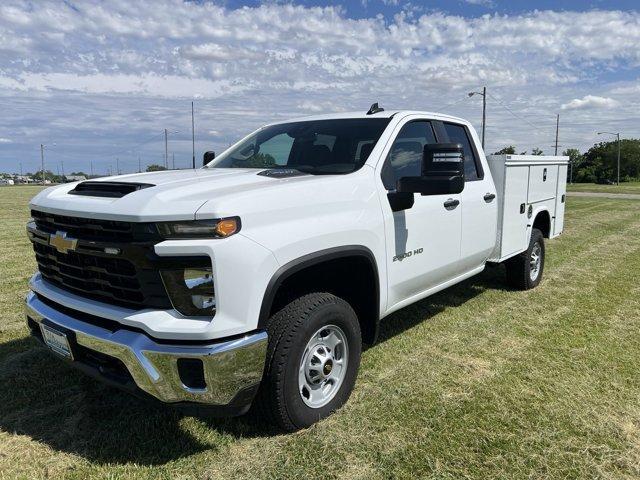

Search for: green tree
xmin=234 ymin=153 xmax=276 ymax=168
xmin=492 ymin=146 xmax=516 ymax=155
xmin=32 ymin=169 xmax=61 ymax=183
xmin=562 ymin=148 xmax=582 ymax=183
xmin=578 ymin=139 xmax=640 ymax=183
xmin=531 ymin=147 xmax=544 ymax=156
xmin=146 ymin=164 xmax=167 ymax=172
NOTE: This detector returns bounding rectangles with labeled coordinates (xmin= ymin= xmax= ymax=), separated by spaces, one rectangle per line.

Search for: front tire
xmin=255 ymin=292 xmax=361 ymax=431
xmin=505 ymin=228 xmax=545 ymax=290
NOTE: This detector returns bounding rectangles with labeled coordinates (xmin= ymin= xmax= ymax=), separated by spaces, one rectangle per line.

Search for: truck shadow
xmin=0 ymin=266 xmax=508 ymax=466
xmin=0 ymin=337 xmax=277 ymax=466
xmin=375 ymin=263 xmax=508 ymax=345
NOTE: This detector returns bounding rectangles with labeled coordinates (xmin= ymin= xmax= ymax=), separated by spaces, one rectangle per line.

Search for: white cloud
xmin=0 ymin=1 xmax=639 ymax=173
xmin=561 ymin=95 xmax=620 ymax=110
xmin=0 ymin=138 xmax=12 ymax=143
xmin=464 ymin=0 xmax=495 ymax=6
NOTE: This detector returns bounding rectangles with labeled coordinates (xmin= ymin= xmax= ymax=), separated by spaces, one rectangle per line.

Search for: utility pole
xmin=468 ymin=87 xmax=486 ymax=149
xmin=40 ymin=144 xmax=45 ymax=185
xmin=554 ymin=114 xmax=559 ymax=155
xmin=61 ymin=160 xmax=65 ymax=178
xmin=616 ymin=133 xmax=621 ymax=186
xmin=90 ymin=160 xmax=94 ymax=178
xmin=192 ymin=101 xmax=196 ymax=169
xmin=569 ymin=158 xmax=573 ymax=184
xmin=138 ymin=156 xmax=141 ymax=173
xmin=164 ymin=128 xmax=168 ymax=169
xmin=19 ymin=162 xmax=23 ymax=176
xmin=481 ymin=86 xmax=486 ymax=150
xmin=116 ymin=157 xmax=120 ymax=175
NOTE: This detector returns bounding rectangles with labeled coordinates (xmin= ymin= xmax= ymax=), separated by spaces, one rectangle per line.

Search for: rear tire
xmin=254 ymin=292 xmax=361 ymax=432
xmin=505 ymin=228 xmax=545 ymax=290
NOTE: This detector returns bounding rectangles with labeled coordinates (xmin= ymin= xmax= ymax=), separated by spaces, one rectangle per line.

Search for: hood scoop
xmin=257 ymin=169 xmax=308 ymax=179
xmin=69 ymin=181 xmax=155 ymax=198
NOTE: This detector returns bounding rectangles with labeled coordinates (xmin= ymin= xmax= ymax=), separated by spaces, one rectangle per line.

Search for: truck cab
xmin=25 ymin=107 xmax=567 ymax=431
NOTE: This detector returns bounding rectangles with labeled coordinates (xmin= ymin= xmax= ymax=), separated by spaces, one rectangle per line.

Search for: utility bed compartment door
xmin=528 ymin=165 xmax=558 ymax=203
xmin=553 ymin=165 xmax=568 ymax=236
xmin=501 ymin=166 xmax=529 ymax=258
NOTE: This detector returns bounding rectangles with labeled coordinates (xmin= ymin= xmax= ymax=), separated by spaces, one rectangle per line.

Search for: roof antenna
xmin=366 ymin=102 xmax=384 ymax=115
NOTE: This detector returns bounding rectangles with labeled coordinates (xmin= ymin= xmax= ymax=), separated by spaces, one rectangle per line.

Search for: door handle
xmin=443 ymin=198 xmax=460 ymax=210
xmin=483 ymin=193 xmax=496 ymax=202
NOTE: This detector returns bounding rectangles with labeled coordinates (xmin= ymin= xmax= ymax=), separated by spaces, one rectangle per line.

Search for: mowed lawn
xmin=1 ymin=185 xmax=640 ymax=479
xmin=568 ymin=181 xmax=640 ymax=194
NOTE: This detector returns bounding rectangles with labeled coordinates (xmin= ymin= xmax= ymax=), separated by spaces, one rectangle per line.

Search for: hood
xmin=29 ymin=168 xmax=338 ymax=222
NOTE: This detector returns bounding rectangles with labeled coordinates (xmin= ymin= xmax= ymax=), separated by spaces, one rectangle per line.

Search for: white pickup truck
xmin=25 ymin=106 xmax=568 ymax=431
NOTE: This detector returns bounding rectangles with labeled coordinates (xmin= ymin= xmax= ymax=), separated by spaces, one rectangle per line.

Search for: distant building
xmin=64 ymin=175 xmax=87 ymax=182
xmin=14 ymin=175 xmax=34 ymax=183
xmin=0 ymin=178 xmax=15 ymax=186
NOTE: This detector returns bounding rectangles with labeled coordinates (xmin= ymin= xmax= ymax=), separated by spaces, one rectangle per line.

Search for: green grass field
xmin=568 ymin=181 xmax=640 ymax=194
xmin=1 ymin=185 xmax=640 ymax=479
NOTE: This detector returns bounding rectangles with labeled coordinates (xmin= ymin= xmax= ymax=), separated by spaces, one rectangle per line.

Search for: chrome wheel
xmin=529 ymin=241 xmax=542 ymax=281
xmin=298 ymin=325 xmax=348 ymax=409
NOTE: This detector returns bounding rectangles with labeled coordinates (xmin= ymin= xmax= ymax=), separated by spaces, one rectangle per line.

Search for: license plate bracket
xmin=40 ymin=323 xmax=74 ymax=360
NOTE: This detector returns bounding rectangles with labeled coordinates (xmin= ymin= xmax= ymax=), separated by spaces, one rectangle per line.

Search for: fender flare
xmin=257 ymin=245 xmax=380 ymax=336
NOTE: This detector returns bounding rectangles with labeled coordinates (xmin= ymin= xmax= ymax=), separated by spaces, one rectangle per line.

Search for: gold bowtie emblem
xmin=49 ymin=231 xmax=78 ymax=254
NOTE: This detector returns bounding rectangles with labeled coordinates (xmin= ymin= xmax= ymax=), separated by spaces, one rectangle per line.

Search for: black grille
xmin=31 ymin=209 xmax=158 ymax=242
xmin=33 ymin=242 xmax=170 ymax=309
xmin=30 ymin=209 xmax=171 ymax=310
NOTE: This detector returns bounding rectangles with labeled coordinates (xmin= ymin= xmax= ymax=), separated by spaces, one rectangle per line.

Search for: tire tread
xmin=254 ymin=292 xmax=354 ymax=431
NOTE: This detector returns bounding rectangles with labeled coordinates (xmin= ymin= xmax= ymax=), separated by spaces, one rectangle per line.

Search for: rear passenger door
xmin=437 ymin=121 xmax=497 ymax=273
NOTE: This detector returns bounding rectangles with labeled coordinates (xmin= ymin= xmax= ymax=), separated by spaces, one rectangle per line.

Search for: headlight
xmin=161 ymin=267 xmax=216 ymax=316
xmin=156 ymin=217 xmax=240 ymax=239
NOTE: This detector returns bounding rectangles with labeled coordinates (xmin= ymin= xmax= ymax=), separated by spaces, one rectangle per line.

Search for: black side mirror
xmin=397 ymin=143 xmax=465 ymax=196
xmin=203 ymin=151 xmax=215 ymax=166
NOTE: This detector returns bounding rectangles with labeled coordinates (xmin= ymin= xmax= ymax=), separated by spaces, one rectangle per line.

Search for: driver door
xmin=380 ymin=119 xmax=462 ymax=309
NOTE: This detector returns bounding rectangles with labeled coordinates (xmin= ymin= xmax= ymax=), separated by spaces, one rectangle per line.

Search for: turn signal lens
xmin=215 ymin=218 xmax=239 ymax=237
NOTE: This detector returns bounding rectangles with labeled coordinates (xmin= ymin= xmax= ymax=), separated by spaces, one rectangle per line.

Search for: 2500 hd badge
xmin=393 ymin=248 xmax=424 ymax=262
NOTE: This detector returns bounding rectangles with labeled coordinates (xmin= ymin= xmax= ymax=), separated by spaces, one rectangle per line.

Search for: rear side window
xmin=381 ymin=121 xmax=436 ymax=190
xmin=442 ymin=123 xmax=482 ymax=181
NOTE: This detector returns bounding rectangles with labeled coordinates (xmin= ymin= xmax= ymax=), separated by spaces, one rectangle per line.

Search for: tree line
xmin=492 ymin=139 xmax=640 ymax=183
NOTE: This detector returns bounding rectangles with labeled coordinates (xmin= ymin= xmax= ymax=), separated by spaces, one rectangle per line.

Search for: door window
xmin=442 ymin=123 xmax=482 ymax=181
xmin=381 ymin=121 xmax=436 ymax=190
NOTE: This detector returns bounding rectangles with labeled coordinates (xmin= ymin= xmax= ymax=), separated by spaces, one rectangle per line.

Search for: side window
xmin=381 ymin=121 xmax=436 ymax=190
xmin=258 ymin=133 xmax=295 ymax=165
xmin=442 ymin=123 xmax=481 ymax=181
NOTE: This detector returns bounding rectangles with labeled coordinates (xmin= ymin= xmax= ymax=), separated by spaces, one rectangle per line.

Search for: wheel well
xmin=533 ymin=210 xmax=551 ymax=238
xmin=260 ymin=251 xmax=379 ymax=345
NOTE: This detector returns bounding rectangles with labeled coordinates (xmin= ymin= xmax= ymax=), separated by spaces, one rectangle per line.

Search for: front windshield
xmin=206 ymin=118 xmax=391 ymax=174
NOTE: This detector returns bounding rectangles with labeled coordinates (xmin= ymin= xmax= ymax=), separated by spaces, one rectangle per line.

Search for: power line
xmin=485 ymin=92 xmax=554 ymax=136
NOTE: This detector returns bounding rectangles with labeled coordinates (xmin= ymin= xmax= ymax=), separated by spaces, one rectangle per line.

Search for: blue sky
xmin=1 ymin=0 xmax=639 ymax=175
xmin=225 ymin=0 xmax=639 ymax=18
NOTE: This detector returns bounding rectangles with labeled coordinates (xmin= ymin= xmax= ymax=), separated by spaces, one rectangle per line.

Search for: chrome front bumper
xmin=25 ymin=291 xmax=268 ymax=408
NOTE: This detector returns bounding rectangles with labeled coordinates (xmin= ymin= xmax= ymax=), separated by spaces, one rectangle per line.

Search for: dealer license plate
xmin=40 ymin=324 xmax=73 ymax=360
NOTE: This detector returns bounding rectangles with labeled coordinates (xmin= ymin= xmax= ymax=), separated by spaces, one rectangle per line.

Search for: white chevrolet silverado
xmin=25 ymin=105 xmax=568 ymax=431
